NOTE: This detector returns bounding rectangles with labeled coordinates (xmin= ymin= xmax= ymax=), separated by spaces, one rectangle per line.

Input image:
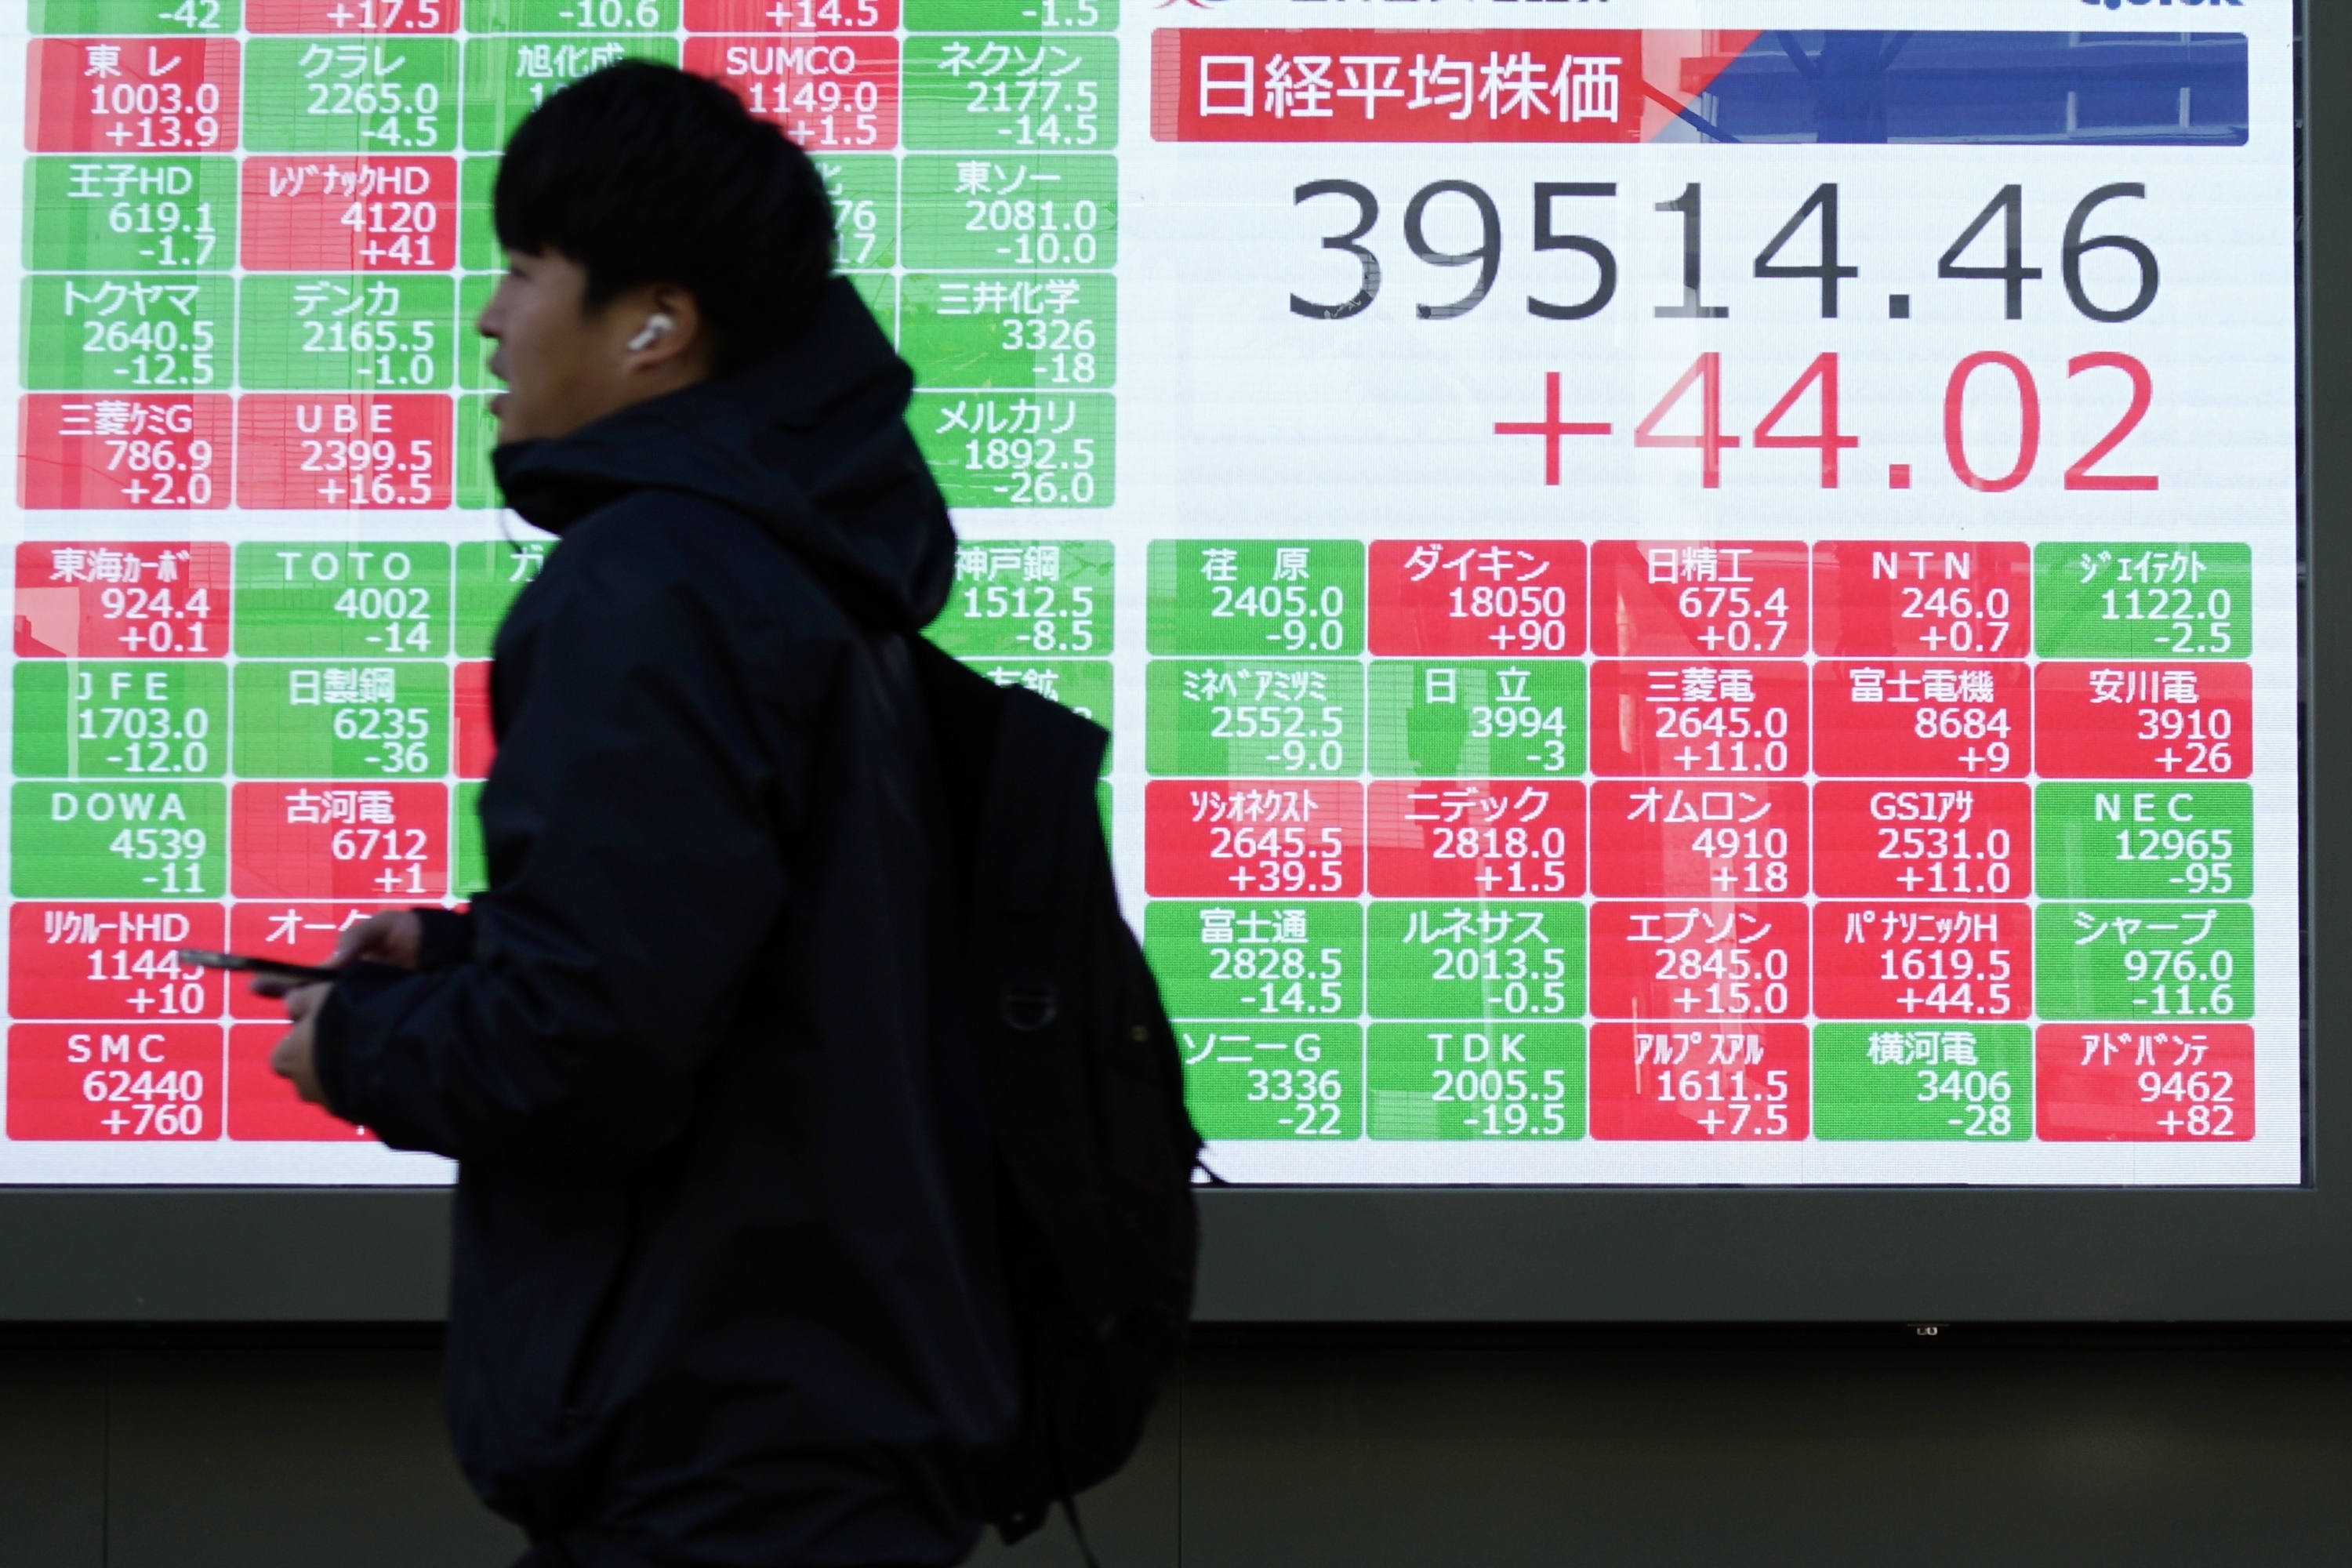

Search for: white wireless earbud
xmin=626 ymin=313 xmax=676 ymax=352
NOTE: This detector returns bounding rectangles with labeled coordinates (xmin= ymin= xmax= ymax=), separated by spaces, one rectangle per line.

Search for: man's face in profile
xmin=477 ymin=249 xmax=710 ymax=445
xmin=477 ymin=249 xmax=611 ymax=445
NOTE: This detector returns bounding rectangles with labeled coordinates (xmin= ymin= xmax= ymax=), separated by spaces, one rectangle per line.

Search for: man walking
xmin=262 ymin=62 xmax=1022 ymax=1568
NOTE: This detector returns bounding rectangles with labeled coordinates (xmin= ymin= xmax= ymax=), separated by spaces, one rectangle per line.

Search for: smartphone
xmin=176 ymin=948 xmax=343 ymax=984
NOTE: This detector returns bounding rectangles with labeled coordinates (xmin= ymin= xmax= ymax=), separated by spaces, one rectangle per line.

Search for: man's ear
xmin=623 ymin=284 xmax=709 ymax=376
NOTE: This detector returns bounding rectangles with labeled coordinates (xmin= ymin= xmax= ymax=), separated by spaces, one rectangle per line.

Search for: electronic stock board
xmin=0 ymin=0 xmax=2308 ymax=1210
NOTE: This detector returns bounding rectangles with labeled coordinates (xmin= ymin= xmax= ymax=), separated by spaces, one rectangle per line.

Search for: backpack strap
xmin=985 ymin=686 xmax=1109 ymax=1032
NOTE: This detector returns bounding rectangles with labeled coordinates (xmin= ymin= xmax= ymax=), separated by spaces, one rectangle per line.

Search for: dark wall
xmin=7 ymin=1329 xmax=2352 ymax=1568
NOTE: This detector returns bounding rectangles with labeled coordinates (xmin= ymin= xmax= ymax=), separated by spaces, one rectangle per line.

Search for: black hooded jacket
xmin=310 ymin=278 xmax=1021 ymax=1567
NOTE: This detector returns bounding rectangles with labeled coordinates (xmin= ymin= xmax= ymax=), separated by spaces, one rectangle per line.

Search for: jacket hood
xmin=491 ymin=276 xmax=956 ymax=632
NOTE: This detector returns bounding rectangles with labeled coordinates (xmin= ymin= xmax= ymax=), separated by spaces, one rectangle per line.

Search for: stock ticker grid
xmin=0 ymin=8 xmax=2303 ymax=1185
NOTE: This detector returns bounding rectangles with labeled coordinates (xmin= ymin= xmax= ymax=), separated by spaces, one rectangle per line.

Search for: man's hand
xmin=260 ymin=909 xmax=425 ymax=1107
xmin=270 ymin=982 xmax=332 ymax=1105
xmin=247 ymin=909 xmax=426 ymax=1000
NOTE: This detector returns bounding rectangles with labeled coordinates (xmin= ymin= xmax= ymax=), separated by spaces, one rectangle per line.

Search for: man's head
xmin=479 ymin=62 xmax=836 ymax=444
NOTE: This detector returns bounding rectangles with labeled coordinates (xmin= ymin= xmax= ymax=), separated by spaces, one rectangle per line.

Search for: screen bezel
xmin=0 ymin=8 xmax=2336 ymax=1324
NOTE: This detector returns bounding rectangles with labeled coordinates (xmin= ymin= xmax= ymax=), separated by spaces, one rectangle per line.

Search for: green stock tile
xmin=13 ymin=661 xmax=228 ymax=780
xmin=1367 ymin=659 xmax=1586 ymax=778
xmin=1145 ymin=901 xmax=1360 ymax=1022
xmin=24 ymin=158 xmax=235 ymax=273
xmin=238 ymin=274 xmax=456 ymax=391
xmin=456 ymin=274 xmax=499 ymax=390
xmin=906 ymin=0 xmax=1116 ymax=30
xmin=460 ymin=155 xmax=499 ymax=271
xmin=242 ymin=38 xmax=459 ymax=154
xmin=1366 ymin=900 xmax=1584 ymax=1022
xmin=908 ymin=391 xmax=1110 ymax=509
xmin=465 ymin=0 xmax=678 ymax=28
xmin=821 ymin=154 xmax=898 ymax=272
xmin=1146 ymin=540 xmax=1363 ymax=655
xmin=456 ymin=539 xmax=548 ymax=653
xmin=902 ymin=34 xmax=1116 ymax=152
xmin=1812 ymin=1023 xmax=2033 ymax=1141
xmin=1177 ymin=1022 xmax=1361 ymax=1141
xmin=2033 ymin=543 xmax=2252 ymax=659
xmin=902 ymin=272 xmax=1114 ymax=392
xmin=22 ymin=274 xmax=230 ymax=391
xmin=231 ymin=660 xmax=451 ymax=779
xmin=456 ymin=779 xmax=488 ymax=895
xmin=902 ymin=154 xmax=1116 ymax=270
xmin=12 ymin=782 xmax=225 ymax=898
xmin=933 ymin=539 xmax=1111 ymax=656
xmin=851 ymin=271 xmax=898 ymax=343
xmin=1145 ymin=659 xmax=1363 ymax=779
xmin=233 ymin=541 xmax=452 ymax=657
xmin=461 ymin=36 xmax=680 ymax=151
xmin=31 ymin=0 xmax=238 ymax=29
xmin=1368 ymin=1022 xmax=1584 ymax=1140
xmin=2036 ymin=902 xmax=2252 ymax=1024
xmin=456 ymin=391 xmax=503 ymax=508
xmin=2034 ymin=782 xmax=2252 ymax=901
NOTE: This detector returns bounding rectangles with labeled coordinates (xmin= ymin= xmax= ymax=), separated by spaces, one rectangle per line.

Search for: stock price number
xmin=1917 ymin=1065 xmax=2014 ymax=1138
xmin=2113 ymin=824 xmax=2234 ymax=895
xmin=2124 ymin=945 xmax=2238 ymax=1020
xmin=103 ymin=430 xmax=217 ymax=506
xmin=299 ymin=435 xmax=440 ymax=506
xmin=1689 ymin=824 xmax=1791 ymax=895
xmin=955 ymin=434 xmax=1098 ymax=506
xmin=1649 ymin=1058 xmax=1794 ymax=1139
xmin=100 ymin=582 xmax=216 ymax=654
xmin=80 ymin=1065 xmax=207 ymax=1136
xmin=1652 ymin=700 xmax=1792 ymax=776
xmin=74 ymin=688 xmax=214 ymax=777
xmin=2140 ymin=704 xmax=2234 ymax=776
xmin=1903 ymin=583 xmax=2013 ymax=654
xmin=1912 ymin=704 xmax=2015 ymax=775
xmin=1434 ymin=1058 xmax=1574 ymax=1138
xmin=958 ymin=577 xmax=1095 ymax=652
xmin=1675 ymin=580 xmax=1792 ymax=654
xmin=87 ymin=76 xmax=225 ymax=151
xmin=110 ymin=824 xmax=208 ymax=894
xmin=1424 ymin=941 xmax=1573 ymax=1017
xmin=1207 ymin=824 xmax=1347 ymax=895
xmin=1290 ymin=178 xmax=2158 ymax=327
xmin=1450 ymin=580 xmax=1572 ymax=653
xmin=110 ymin=194 xmax=218 ymax=268
xmin=1247 ymin=1055 xmax=1347 ymax=1137
xmin=2140 ymin=1068 xmax=2237 ymax=1138
xmin=2100 ymin=583 xmax=2236 ymax=657
xmin=1428 ymin=821 xmax=1573 ymax=897
xmin=1650 ymin=942 xmax=1795 ymax=1018
xmin=1292 ymin=179 xmax=2165 ymax=492
xmin=1213 ymin=579 xmax=1349 ymax=654
xmin=1210 ymin=700 xmax=1347 ymax=775
xmin=1876 ymin=822 xmax=2016 ymax=896
xmin=1468 ymin=695 xmax=1571 ymax=773
xmin=332 ymin=583 xmax=437 ymax=653
xmin=1208 ymin=938 xmax=1348 ymax=1016
xmin=1881 ymin=946 xmax=2015 ymax=1018
xmin=82 ymin=946 xmax=209 ymax=1016
xmin=964 ymin=195 xmax=1102 ymax=267
xmin=329 ymin=706 xmax=435 ymax=774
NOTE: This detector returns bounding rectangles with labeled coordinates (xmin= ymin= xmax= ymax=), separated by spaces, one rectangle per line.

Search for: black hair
xmin=493 ymin=60 xmax=836 ymax=375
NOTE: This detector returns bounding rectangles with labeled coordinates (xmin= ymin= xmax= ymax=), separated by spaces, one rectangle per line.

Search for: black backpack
xmin=906 ymin=636 xmax=1204 ymax=1548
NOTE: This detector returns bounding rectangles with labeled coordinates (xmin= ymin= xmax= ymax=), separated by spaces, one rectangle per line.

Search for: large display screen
xmin=0 ymin=0 xmax=2299 ymax=1187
